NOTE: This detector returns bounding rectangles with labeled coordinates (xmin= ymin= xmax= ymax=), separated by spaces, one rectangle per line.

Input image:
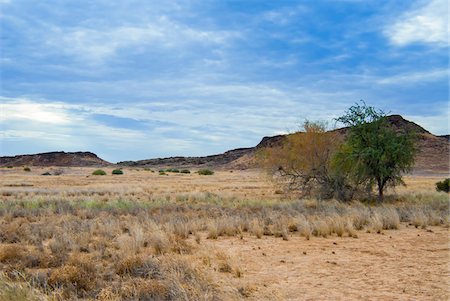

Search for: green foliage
xmin=23 ymin=167 xmax=31 ymax=172
xmin=6 ymin=166 xmax=13 ymax=169
xmin=197 ymin=169 xmax=214 ymax=175
xmin=159 ymin=171 xmax=167 ymax=175
xmin=334 ymin=101 xmax=417 ymax=201
xmin=112 ymin=169 xmax=124 ymax=175
xmin=435 ymin=178 xmax=450 ymax=193
xmin=92 ymin=169 xmax=107 ymax=176
xmin=166 ymin=168 xmax=180 ymax=173
xmin=180 ymin=169 xmax=191 ymax=174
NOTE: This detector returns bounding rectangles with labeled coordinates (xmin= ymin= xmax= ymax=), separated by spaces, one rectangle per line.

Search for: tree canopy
xmin=334 ymin=101 xmax=417 ymax=201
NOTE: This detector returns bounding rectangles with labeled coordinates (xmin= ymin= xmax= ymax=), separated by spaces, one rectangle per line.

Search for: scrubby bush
xmin=180 ymin=169 xmax=191 ymax=174
xmin=92 ymin=169 xmax=107 ymax=176
xmin=41 ymin=172 xmax=51 ymax=176
xmin=197 ymin=169 xmax=214 ymax=175
xmin=166 ymin=168 xmax=180 ymax=173
xmin=436 ymin=178 xmax=449 ymax=193
xmin=23 ymin=167 xmax=31 ymax=172
xmin=159 ymin=171 xmax=167 ymax=175
xmin=112 ymin=169 xmax=124 ymax=175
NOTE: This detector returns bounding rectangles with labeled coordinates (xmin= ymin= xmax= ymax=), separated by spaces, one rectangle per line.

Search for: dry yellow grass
xmin=0 ymin=167 xmax=448 ymax=300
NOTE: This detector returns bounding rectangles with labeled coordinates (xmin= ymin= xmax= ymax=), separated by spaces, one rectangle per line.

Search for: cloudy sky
xmin=1 ymin=0 xmax=448 ymax=162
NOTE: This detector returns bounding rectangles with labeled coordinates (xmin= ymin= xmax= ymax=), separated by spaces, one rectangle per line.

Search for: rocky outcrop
xmin=0 ymin=151 xmax=110 ymax=167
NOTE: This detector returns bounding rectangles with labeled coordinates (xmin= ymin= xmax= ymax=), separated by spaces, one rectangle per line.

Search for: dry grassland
xmin=0 ymin=167 xmax=449 ymax=300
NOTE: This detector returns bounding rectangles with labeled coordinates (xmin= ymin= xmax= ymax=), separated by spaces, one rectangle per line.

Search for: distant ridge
xmin=0 ymin=151 xmax=110 ymax=167
xmin=1 ymin=115 xmax=448 ymax=173
xmin=117 ymin=115 xmax=449 ymax=174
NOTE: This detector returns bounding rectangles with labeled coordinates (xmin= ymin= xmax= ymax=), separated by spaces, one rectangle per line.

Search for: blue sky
xmin=1 ymin=0 xmax=448 ymax=162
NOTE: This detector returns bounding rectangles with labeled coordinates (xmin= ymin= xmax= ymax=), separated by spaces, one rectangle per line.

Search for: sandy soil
xmin=198 ymin=226 xmax=450 ymax=301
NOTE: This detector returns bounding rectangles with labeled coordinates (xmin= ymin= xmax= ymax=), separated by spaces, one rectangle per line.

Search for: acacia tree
xmin=260 ymin=121 xmax=353 ymax=200
xmin=334 ymin=101 xmax=417 ymax=201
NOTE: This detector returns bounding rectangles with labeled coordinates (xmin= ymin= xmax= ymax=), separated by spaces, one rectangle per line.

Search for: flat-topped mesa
xmin=0 ymin=151 xmax=110 ymax=167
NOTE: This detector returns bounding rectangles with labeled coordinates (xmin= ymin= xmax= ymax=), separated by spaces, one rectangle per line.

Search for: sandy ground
xmin=197 ymin=226 xmax=450 ymax=301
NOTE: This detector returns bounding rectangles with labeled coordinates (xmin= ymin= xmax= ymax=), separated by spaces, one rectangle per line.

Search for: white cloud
xmin=376 ymin=68 xmax=448 ymax=85
xmin=45 ymin=17 xmax=240 ymax=63
xmin=385 ymin=0 xmax=448 ymax=47
xmin=1 ymin=99 xmax=72 ymax=124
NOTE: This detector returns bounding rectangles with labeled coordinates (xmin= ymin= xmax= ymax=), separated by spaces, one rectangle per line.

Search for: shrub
xmin=92 ymin=169 xmax=107 ymax=176
xmin=159 ymin=171 xmax=167 ymax=176
xmin=197 ymin=169 xmax=214 ymax=175
xmin=7 ymin=166 xmax=13 ymax=169
xmin=180 ymin=169 xmax=191 ymax=174
xmin=112 ymin=169 xmax=124 ymax=175
xmin=41 ymin=172 xmax=52 ymax=176
xmin=436 ymin=178 xmax=449 ymax=193
xmin=23 ymin=167 xmax=31 ymax=172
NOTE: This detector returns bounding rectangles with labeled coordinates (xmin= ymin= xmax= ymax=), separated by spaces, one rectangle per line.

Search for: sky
xmin=0 ymin=0 xmax=448 ymax=162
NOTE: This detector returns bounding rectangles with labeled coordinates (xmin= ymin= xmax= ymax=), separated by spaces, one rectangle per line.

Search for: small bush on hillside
xmin=197 ymin=169 xmax=214 ymax=175
xmin=436 ymin=178 xmax=450 ymax=193
xmin=41 ymin=172 xmax=52 ymax=176
xmin=180 ymin=169 xmax=191 ymax=174
xmin=166 ymin=168 xmax=180 ymax=173
xmin=159 ymin=171 xmax=167 ymax=175
xmin=23 ymin=167 xmax=31 ymax=172
xmin=112 ymin=169 xmax=124 ymax=175
xmin=6 ymin=166 xmax=13 ymax=169
xmin=92 ymin=169 xmax=107 ymax=176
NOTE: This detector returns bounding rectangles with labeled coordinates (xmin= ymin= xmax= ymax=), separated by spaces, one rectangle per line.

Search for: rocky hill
xmin=118 ymin=115 xmax=449 ymax=174
xmin=1 ymin=115 xmax=448 ymax=173
xmin=0 ymin=151 xmax=110 ymax=167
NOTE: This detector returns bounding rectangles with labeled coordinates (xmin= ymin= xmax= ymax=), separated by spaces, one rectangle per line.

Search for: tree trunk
xmin=377 ymin=178 xmax=384 ymax=203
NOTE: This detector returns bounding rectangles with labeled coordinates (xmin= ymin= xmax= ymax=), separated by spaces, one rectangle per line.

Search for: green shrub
xmin=436 ymin=178 xmax=450 ymax=193
xmin=23 ymin=167 xmax=31 ymax=172
xmin=159 ymin=171 xmax=167 ymax=175
xmin=41 ymin=172 xmax=51 ymax=176
xmin=6 ymin=166 xmax=13 ymax=169
xmin=112 ymin=169 xmax=124 ymax=175
xmin=92 ymin=169 xmax=107 ymax=176
xmin=197 ymin=169 xmax=214 ymax=175
xmin=166 ymin=168 xmax=180 ymax=173
xmin=180 ymin=169 xmax=191 ymax=174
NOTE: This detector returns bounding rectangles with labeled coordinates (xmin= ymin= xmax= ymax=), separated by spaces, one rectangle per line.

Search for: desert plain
xmin=0 ymin=167 xmax=449 ymax=300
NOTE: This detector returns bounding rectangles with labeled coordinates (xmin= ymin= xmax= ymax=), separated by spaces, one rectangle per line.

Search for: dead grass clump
xmin=349 ymin=206 xmax=371 ymax=230
xmin=311 ymin=219 xmax=330 ymax=237
xmin=170 ymin=220 xmax=191 ymax=239
xmin=328 ymin=216 xmax=346 ymax=237
xmin=49 ymin=266 xmax=94 ymax=296
xmin=249 ymin=218 xmax=263 ymax=238
xmin=169 ymin=235 xmax=193 ymax=255
xmin=379 ymin=207 xmax=400 ymax=230
xmin=0 ymin=244 xmax=26 ymax=264
xmin=162 ymin=257 xmax=216 ymax=300
xmin=0 ymin=273 xmax=45 ymax=301
xmin=410 ymin=210 xmax=428 ymax=229
xmin=115 ymin=255 xmax=162 ymax=279
xmin=207 ymin=222 xmax=219 ymax=239
xmin=369 ymin=212 xmax=384 ymax=233
xmin=122 ymin=278 xmax=170 ymax=301
xmin=273 ymin=218 xmax=289 ymax=240
xmin=217 ymin=217 xmax=241 ymax=237
xmin=150 ymin=231 xmax=170 ymax=255
xmin=296 ymin=216 xmax=312 ymax=240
